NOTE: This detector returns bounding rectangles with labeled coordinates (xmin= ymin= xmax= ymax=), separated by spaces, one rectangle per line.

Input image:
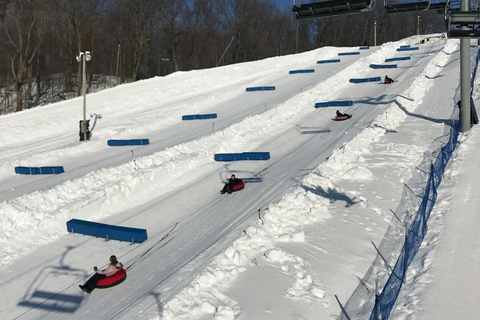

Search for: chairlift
xmin=383 ymin=0 xmax=454 ymax=13
xmin=447 ymin=11 xmax=480 ymax=37
xmin=292 ymin=0 xmax=375 ymax=19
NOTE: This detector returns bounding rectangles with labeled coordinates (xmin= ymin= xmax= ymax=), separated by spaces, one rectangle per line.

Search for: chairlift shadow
xmin=17 ymin=245 xmax=87 ymax=314
xmin=220 ymin=168 xmax=263 ymax=183
xmin=149 ymin=292 xmax=164 ymax=316
xmin=302 ymin=185 xmax=360 ymax=208
xmin=393 ymin=100 xmax=453 ymax=125
xmin=442 ymin=49 xmax=460 ymax=55
xmin=425 ymin=74 xmax=445 ymax=80
xmin=295 ymin=125 xmax=331 ymax=135
xmin=371 ymin=123 xmax=398 ymax=134
xmin=435 ymin=56 xmax=459 ymax=68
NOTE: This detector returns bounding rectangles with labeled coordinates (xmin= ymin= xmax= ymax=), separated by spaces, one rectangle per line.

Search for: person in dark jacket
xmin=336 ymin=110 xmax=345 ymax=117
xmin=384 ymin=75 xmax=395 ymax=84
xmin=80 ymin=255 xmax=121 ymax=294
xmin=221 ymin=174 xmax=242 ymax=194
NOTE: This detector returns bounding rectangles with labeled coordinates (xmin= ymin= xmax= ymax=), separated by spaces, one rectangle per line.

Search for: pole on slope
xmin=460 ymin=0 xmax=472 ymax=132
xmin=216 ymin=36 xmax=235 ymax=67
xmin=296 ymin=19 xmax=299 ymax=53
xmin=417 ymin=16 xmax=420 ymax=35
xmin=374 ymin=21 xmax=377 ymax=46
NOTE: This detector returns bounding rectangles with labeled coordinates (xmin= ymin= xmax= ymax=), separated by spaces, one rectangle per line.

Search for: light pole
xmin=417 ymin=16 xmax=420 ymax=35
xmin=374 ymin=21 xmax=377 ymax=46
xmin=76 ymin=51 xmax=92 ymax=141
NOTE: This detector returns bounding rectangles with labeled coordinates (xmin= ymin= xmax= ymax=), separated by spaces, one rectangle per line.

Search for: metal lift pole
xmin=460 ymin=0 xmax=471 ymax=132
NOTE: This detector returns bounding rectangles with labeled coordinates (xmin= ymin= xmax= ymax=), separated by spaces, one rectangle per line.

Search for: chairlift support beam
xmin=293 ymin=0 xmax=374 ymax=19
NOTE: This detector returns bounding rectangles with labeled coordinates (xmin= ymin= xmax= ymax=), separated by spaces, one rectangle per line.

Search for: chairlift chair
xmin=447 ymin=11 xmax=480 ymax=37
xmin=292 ymin=0 xmax=375 ymax=19
xmin=384 ymin=0 xmax=452 ymax=13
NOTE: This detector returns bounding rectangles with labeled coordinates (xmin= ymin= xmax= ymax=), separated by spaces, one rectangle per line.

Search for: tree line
xmin=0 ymin=0 xmax=446 ymax=114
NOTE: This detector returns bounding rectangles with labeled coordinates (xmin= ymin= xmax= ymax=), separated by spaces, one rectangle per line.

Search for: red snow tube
xmin=228 ymin=181 xmax=245 ymax=192
xmin=96 ymin=269 xmax=127 ymax=288
xmin=334 ymin=115 xmax=351 ymax=121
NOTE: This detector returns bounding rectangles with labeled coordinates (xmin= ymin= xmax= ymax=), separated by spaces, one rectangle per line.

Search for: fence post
xmin=375 ymin=279 xmax=381 ymax=320
xmin=403 ymin=222 xmax=409 ymax=284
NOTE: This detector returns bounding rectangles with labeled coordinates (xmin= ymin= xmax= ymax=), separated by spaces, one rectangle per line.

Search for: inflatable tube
xmin=228 ymin=181 xmax=245 ymax=192
xmin=334 ymin=115 xmax=351 ymax=121
xmin=96 ymin=269 xmax=127 ymax=288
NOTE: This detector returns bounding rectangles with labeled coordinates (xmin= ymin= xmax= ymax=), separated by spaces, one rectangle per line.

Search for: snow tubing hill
xmin=96 ymin=269 xmax=127 ymax=288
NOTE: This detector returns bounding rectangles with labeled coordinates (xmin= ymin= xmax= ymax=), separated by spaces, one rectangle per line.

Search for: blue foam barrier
xmin=214 ymin=152 xmax=270 ymax=161
xmin=385 ymin=56 xmax=411 ymax=62
xmin=399 ymin=45 xmax=411 ymax=48
xmin=359 ymin=46 xmax=370 ymax=50
xmin=66 ymin=219 xmax=148 ymax=243
xmin=289 ymin=69 xmax=315 ymax=74
xmin=315 ymin=101 xmax=353 ymax=108
xmin=107 ymin=139 xmax=150 ymax=146
xmin=349 ymin=77 xmax=381 ymax=83
xmin=338 ymin=52 xmax=360 ymax=56
xmin=182 ymin=113 xmax=217 ymax=120
xmin=396 ymin=47 xmax=419 ymax=51
xmin=369 ymin=64 xmax=398 ymax=69
xmin=245 ymin=86 xmax=275 ymax=92
xmin=15 ymin=166 xmax=65 ymax=175
xmin=317 ymin=59 xmax=341 ymax=64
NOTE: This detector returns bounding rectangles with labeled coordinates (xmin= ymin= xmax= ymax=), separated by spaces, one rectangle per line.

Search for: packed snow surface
xmin=0 ymin=34 xmax=475 ymax=320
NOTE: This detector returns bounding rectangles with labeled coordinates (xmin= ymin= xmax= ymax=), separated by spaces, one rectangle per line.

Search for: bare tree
xmin=3 ymin=0 xmax=46 ymax=111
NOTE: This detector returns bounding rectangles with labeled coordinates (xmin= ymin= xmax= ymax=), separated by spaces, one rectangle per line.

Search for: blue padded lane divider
xmin=289 ymin=69 xmax=315 ymax=74
xmin=182 ymin=113 xmax=217 ymax=120
xmin=107 ymin=139 xmax=150 ymax=146
xmin=214 ymin=152 xmax=270 ymax=161
xmin=66 ymin=219 xmax=148 ymax=243
xmin=397 ymin=47 xmax=419 ymax=51
xmin=385 ymin=56 xmax=411 ymax=62
xmin=246 ymin=86 xmax=275 ymax=92
xmin=315 ymin=100 xmax=353 ymax=108
xmin=15 ymin=166 xmax=65 ymax=175
xmin=359 ymin=46 xmax=370 ymax=50
xmin=317 ymin=59 xmax=341 ymax=64
xmin=338 ymin=52 xmax=360 ymax=56
xmin=399 ymin=45 xmax=411 ymax=48
xmin=369 ymin=64 xmax=398 ymax=69
xmin=349 ymin=77 xmax=381 ymax=83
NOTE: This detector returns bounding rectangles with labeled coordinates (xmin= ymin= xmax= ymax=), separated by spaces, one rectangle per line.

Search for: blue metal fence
xmin=349 ymin=77 xmax=381 ymax=83
xmin=245 ymin=86 xmax=276 ymax=92
xmin=15 ymin=166 xmax=65 ymax=175
xmin=66 ymin=219 xmax=148 ymax=243
xmin=368 ymin=120 xmax=460 ymax=320
xmin=107 ymin=139 xmax=150 ymax=146
xmin=366 ymin=45 xmax=480 ymax=320
xmin=214 ymin=152 xmax=270 ymax=161
xmin=315 ymin=101 xmax=353 ymax=108
xmin=385 ymin=57 xmax=411 ymax=62
xmin=182 ymin=113 xmax=217 ymax=120
xmin=317 ymin=59 xmax=341 ymax=64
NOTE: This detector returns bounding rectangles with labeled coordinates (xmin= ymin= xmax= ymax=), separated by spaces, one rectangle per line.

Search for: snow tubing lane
xmin=96 ymin=269 xmax=127 ymax=288
xmin=334 ymin=115 xmax=351 ymax=121
xmin=229 ymin=182 xmax=245 ymax=192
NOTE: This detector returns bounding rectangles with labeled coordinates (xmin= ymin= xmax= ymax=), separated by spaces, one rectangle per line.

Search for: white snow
xmin=0 ymin=34 xmax=477 ymax=320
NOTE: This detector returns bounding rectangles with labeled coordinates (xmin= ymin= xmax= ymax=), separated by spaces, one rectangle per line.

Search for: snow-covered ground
xmin=0 ymin=34 xmax=474 ymax=320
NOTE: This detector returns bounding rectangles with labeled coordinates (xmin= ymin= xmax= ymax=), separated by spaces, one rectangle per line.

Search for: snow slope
xmin=0 ymin=35 xmax=469 ymax=320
